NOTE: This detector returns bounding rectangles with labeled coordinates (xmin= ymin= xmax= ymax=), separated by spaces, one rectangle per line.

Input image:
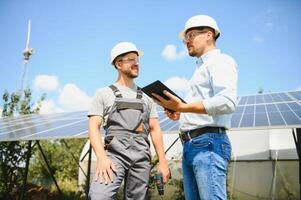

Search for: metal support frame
xmin=292 ymin=128 xmax=301 ymax=197
xmin=85 ymin=143 xmax=92 ymax=199
xmin=36 ymin=141 xmax=62 ymax=196
xmin=20 ymin=140 xmax=32 ymax=200
xmin=62 ymin=139 xmax=87 ymax=177
xmin=19 ymin=139 xmax=90 ymax=199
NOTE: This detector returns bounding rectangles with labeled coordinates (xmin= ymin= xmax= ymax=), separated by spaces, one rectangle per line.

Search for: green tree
xmin=28 ymin=138 xmax=87 ymax=192
xmin=0 ymin=89 xmax=45 ymax=199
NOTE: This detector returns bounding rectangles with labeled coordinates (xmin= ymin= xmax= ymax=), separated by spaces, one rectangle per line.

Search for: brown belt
xmin=179 ymin=126 xmax=226 ymax=143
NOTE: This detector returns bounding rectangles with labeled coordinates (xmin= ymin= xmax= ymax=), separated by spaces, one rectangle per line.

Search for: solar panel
xmin=0 ymin=111 xmax=87 ymax=141
xmin=231 ymin=91 xmax=301 ymax=129
xmin=0 ymin=90 xmax=300 ymax=141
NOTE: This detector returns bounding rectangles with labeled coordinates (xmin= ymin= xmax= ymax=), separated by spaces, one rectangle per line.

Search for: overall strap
xmin=109 ymin=85 xmax=122 ymax=98
xmin=110 ymin=84 xmax=142 ymax=99
xmin=136 ymin=87 xmax=143 ymax=99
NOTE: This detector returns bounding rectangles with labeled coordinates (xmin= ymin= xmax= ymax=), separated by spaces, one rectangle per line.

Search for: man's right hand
xmin=94 ymin=156 xmax=117 ymax=184
xmin=164 ymin=109 xmax=180 ymax=121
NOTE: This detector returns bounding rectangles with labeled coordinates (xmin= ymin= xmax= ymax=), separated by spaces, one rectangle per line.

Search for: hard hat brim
xmin=110 ymin=50 xmax=144 ymax=65
xmin=179 ymin=28 xmax=220 ymax=40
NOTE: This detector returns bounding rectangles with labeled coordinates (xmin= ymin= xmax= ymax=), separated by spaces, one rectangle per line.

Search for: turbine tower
xmin=20 ymin=20 xmax=34 ymax=94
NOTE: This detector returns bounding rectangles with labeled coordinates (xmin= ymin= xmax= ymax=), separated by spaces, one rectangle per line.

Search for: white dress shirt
xmin=180 ymin=49 xmax=238 ymax=131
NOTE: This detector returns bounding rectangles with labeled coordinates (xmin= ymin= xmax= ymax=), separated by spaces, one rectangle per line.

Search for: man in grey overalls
xmin=88 ymin=42 xmax=170 ymax=200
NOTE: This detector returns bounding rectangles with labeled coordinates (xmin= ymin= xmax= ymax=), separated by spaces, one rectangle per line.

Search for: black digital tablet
xmin=141 ymin=80 xmax=186 ymax=103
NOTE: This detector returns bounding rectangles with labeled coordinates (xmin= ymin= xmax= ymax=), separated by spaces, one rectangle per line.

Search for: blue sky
xmin=0 ymin=0 xmax=300 ymax=113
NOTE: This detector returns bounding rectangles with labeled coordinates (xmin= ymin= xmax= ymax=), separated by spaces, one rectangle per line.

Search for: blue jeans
xmin=182 ymin=133 xmax=231 ymax=200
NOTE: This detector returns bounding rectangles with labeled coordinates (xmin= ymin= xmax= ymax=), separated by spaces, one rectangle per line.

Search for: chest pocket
xmin=106 ymin=85 xmax=146 ymax=132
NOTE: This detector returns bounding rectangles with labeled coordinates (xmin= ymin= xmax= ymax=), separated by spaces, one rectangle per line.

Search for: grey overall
xmin=89 ymin=85 xmax=151 ymax=200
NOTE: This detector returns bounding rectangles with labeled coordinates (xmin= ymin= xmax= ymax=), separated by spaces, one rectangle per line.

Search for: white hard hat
xmin=179 ymin=15 xmax=220 ymax=40
xmin=110 ymin=42 xmax=144 ymax=65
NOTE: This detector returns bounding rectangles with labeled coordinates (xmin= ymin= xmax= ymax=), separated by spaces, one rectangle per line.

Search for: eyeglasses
xmin=183 ymin=30 xmax=208 ymax=43
xmin=119 ymin=57 xmax=139 ymax=64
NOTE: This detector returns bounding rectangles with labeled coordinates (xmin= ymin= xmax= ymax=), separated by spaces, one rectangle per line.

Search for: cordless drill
xmin=154 ymin=172 xmax=164 ymax=195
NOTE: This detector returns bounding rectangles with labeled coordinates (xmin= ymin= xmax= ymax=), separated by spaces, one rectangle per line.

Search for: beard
xmin=123 ymin=69 xmax=138 ymax=79
xmin=188 ymin=50 xmax=197 ymax=57
xmin=187 ymin=45 xmax=197 ymax=57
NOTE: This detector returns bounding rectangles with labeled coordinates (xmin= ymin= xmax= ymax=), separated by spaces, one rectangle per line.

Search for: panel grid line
xmin=20 ymin=118 xmax=87 ymax=140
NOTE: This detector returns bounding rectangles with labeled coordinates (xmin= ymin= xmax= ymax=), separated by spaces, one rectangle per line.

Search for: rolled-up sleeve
xmin=203 ymin=55 xmax=238 ymax=116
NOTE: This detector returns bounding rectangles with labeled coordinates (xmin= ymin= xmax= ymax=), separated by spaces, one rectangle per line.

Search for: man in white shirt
xmin=153 ymin=15 xmax=238 ymax=200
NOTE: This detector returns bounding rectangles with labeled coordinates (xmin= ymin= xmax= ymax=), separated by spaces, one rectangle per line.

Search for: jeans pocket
xmin=191 ymin=136 xmax=211 ymax=149
xmin=221 ymin=142 xmax=231 ymax=161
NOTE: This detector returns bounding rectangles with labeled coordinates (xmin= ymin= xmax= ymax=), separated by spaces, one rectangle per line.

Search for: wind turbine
xmin=20 ymin=19 xmax=34 ymax=95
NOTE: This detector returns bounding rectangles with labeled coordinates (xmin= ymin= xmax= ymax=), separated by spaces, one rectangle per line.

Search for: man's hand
xmin=94 ymin=156 xmax=117 ymax=184
xmin=152 ymin=91 xmax=185 ymax=112
xmin=165 ymin=109 xmax=180 ymax=121
xmin=157 ymin=159 xmax=170 ymax=184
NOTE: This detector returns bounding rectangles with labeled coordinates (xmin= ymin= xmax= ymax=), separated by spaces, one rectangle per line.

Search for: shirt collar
xmin=196 ymin=49 xmax=221 ymax=67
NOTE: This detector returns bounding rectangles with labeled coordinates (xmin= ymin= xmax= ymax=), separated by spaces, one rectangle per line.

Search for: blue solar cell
xmin=270 ymin=93 xmax=283 ymax=102
xmin=244 ymin=105 xmax=254 ymax=114
xmin=246 ymin=95 xmax=255 ymax=104
xmin=255 ymin=95 xmax=264 ymax=104
xmin=287 ymin=102 xmax=301 ymax=111
xmin=160 ymin=119 xmax=174 ymax=130
xmin=164 ymin=121 xmax=179 ymax=131
xmin=276 ymin=103 xmax=291 ymax=112
xmin=159 ymin=118 xmax=170 ymax=126
xmin=281 ymin=111 xmax=301 ymax=125
xmin=173 ymin=123 xmax=180 ymax=131
xmin=266 ymin=104 xmax=278 ymax=112
xmin=255 ymin=105 xmax=266 ymax=113
xmin=267 ymin=112 xmax=285 ymax=125
xmin=278 ymin=93 xmax=293 ymax=101
xmin=263 ymin=94 xmax=273 ymax=103
xmin=255 ymin=113 xmax=269 ymax=126
xmin=240 ymin=114 xmax=254 ymax=127
xmin=157 ymin=112 xmax=166 ymax=119
xmin=166 ymin=123 xmax=179 ymax=131
xmin=288 ymin=91 xmax=301 ymax=100
xmin=231 ymin=114 xmax=242 ymax=128
xmin=294 ymin=111 xmax=301 ymax=119
xmin=238 ymin=97 xmax=247 ymax=105
xmin=235 ymin=106 xmax=244 ymax=114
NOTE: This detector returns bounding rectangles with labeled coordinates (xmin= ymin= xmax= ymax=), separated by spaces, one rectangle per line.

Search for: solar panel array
xmin=231 ymin=91 xmax=301 ymax=129
xmin=0 ymin=91 xmax=300 ymax=141
xmin=0 ymin=111 xmax=87 ymax=141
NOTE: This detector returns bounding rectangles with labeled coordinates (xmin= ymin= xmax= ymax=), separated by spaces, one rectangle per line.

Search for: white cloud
xmin=164 ymin=77 xmax=190 ymax=95
xmin=253 ymin=36 xmax=265 ymax=43
xmin=34 ymin=75 xmax=59 ymax=91
xmin=296 ymin=86 xmax=301 ymax=91
xmin=39 ymin=100 xmax=64 ymax=114
xmin=58 ymin=83 xmax=92 ymax=111
xmin=161 ymin=44 xmax=187 ymax=61
xmin=253 ymin=8 xmax=275 ymax=31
